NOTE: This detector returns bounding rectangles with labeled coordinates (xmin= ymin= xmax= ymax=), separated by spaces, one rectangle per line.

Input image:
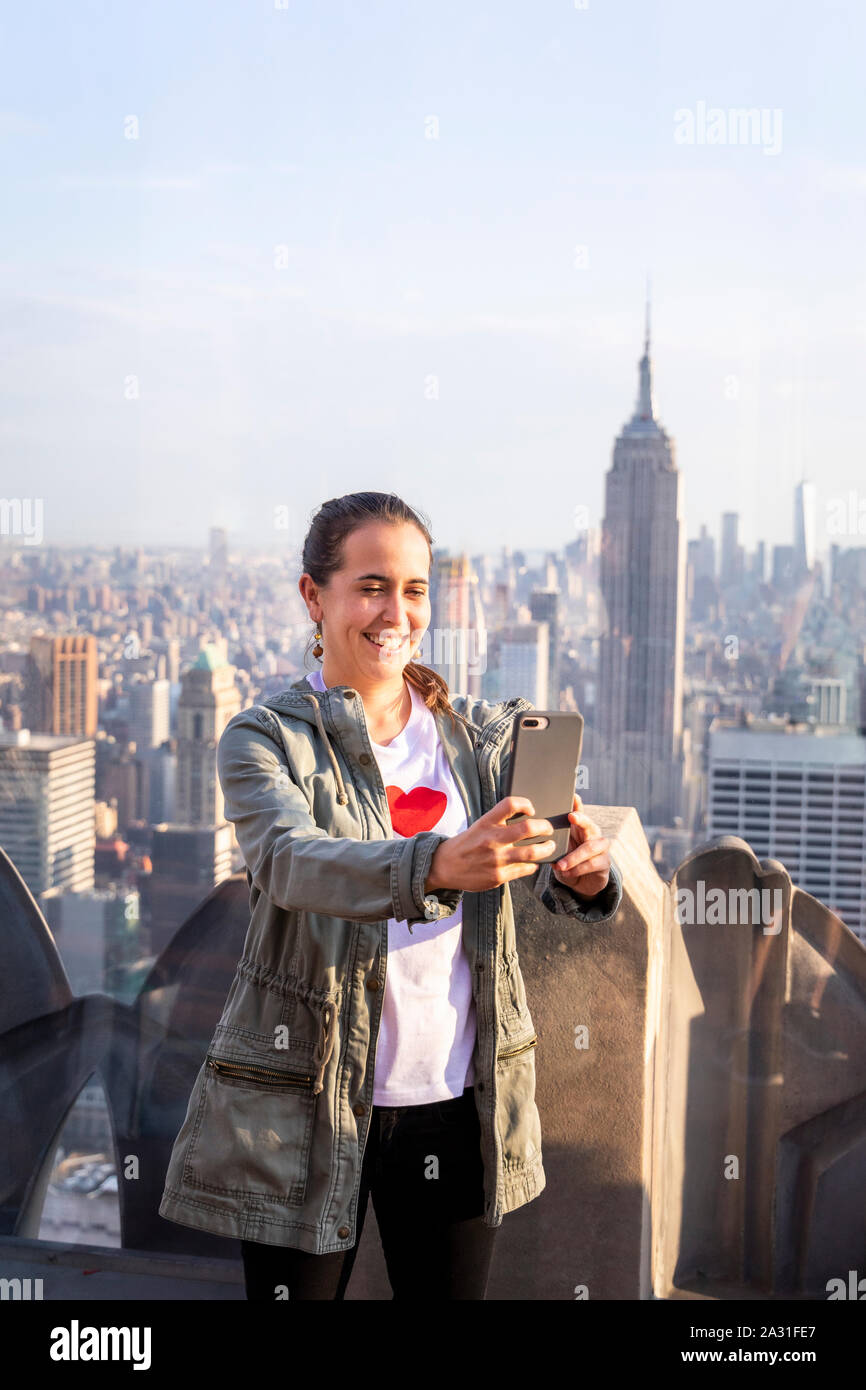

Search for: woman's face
xmin=306 ymin=521 xmax=431 ymax=685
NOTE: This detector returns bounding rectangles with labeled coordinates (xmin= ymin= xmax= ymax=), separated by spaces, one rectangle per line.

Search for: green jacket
xmin=158 ymin=675 xmax=623 ymax=1254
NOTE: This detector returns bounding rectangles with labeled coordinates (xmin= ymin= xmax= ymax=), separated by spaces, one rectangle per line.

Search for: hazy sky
xmin=2 ymin=0 xmax=864 ymax=560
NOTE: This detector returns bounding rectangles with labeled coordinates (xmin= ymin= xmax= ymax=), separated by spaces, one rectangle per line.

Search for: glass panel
xmin=37 ymin=1073 xmax=120 ymax=1249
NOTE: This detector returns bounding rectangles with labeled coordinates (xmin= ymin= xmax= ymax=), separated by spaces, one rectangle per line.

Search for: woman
xmin=158 ymin=491 xmax=622 ymax=1300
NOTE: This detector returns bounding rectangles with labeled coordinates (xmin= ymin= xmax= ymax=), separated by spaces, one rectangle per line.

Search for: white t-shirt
xmin=305 ymin=669 xmax=475 ymax=1105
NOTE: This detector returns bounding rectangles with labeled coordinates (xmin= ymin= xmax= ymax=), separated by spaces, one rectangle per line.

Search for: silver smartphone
xmin=503 ymin=710 xmax=584 ymax=863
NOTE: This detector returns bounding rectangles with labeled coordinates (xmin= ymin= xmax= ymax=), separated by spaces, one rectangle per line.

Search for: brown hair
xmin=300 ymin=491 xmax=460 ymax=730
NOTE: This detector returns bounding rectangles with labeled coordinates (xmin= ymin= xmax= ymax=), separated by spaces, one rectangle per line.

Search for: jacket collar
xmin=260 ymin=674 xmax=528 ymax=810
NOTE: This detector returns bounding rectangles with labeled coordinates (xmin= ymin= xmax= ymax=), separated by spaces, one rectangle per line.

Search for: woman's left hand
xmin=551 ymin=794 xmax=611 ymax=899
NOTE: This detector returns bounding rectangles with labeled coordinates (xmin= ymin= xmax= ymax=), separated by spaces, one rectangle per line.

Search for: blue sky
xmin=2 ymin=0 xmax=865 ymax=560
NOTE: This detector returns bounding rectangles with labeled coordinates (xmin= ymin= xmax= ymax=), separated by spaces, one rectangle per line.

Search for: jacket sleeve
xmin=217 ymin=710 xmax=461 ymax=929
xmin=531 ymin=856 xmax=623 ymax=923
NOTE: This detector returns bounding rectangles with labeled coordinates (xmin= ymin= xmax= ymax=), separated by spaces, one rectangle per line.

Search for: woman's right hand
xmin=424 ymin=796 xmax=556 ymax=894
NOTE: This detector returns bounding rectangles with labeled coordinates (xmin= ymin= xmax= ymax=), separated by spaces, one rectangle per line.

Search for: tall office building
xmin=691 ymin=524 xmax=716 ymax=582
xmin=529 ymin=589 xmax=561 ymax=709
xmin=499 ymin=622 xmax=549 ymax=708
xmin=145 ymin=739 xmax=177 ymax=825
xmin=144 ymin=646 xmax=239 ymax=951
xmin=39 ymin=886 xmax=142 ymax=996
xmin=707 ymin=722 xmax=866 ymax=943
xmin=720 ymin=513 xmax=742 ymax=588
xmin=466 ymin=576 xmax=487 ymax=699
xmin=0 ymin=729 xmax=95 ymax=895
xmin=26 ymin=634 xmax=98 ymax=737
xmin=175 ymin=646 xmax=241 ymax=826
xmin=772 ymin=544 xmax=796 ymax=590
xmin=144 ymin=823 xmax=235 ymax=956
xmin=794 ymin=479 xmax=817 ymax=577
xmin=209 ymin=527 xmax=229 ymax=579
xmin=752 ymin=539 xmax=767 ymax=583
xmin=127 ymin=676 xmax=171 ymax=751
xmin=596 ymin=301 xmax=686 ymax=825
xmin=806 ymin=678 xmax=848 ymax=728
xmin=430 ymin=554 xmax=485 ymax=696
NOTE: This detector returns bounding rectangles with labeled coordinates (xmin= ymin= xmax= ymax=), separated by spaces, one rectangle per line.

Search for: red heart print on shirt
xmin=386 ymin=785 xmax=447 ymax=837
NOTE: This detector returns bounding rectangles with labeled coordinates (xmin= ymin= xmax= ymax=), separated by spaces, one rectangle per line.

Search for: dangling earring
xmin=312 ymin=628 xmax=323 ymax=659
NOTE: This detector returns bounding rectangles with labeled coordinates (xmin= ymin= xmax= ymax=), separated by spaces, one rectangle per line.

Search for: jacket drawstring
xmin=302 ymin=693 xmax=350 ymax=806
xmin=267 ymin=692 xmax=350 ymax=807
xmin=313 ymin=999 xmax=339 ymax=1095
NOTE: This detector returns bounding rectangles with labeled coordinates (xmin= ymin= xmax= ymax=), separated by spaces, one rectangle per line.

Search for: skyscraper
xmin=595 ymin=300 xmax=686 ymax=825
xmin=145 ymin=646 xmax=239 ymax=952
xmin=127 ymin=676 xmax=171 ymax=751
xmin=0 ymin=729 xmax=95 ymax=895
xmin=429 ymin=553 xmax=486 ymax=695
xmin=529 ymin=588 xmax=561 ymax=708
xmin=209 ymin=526 xmax=229 ymax=579
xmin=720 ymin=512 xmax=742 ymax=587
xmin=707 ymin=722 xmax=866 ymax=944
xmin=26 ymin=634 xmax=98 ymax=738
xmin=793 ymin=479 xmax=817 ymax=577
xmin=175 ymin=645 xmax=240 ymax=825
xmin=691 ymin=523 xmax=716 ymax=581
xmin=499 ymin=622 xmax=549 ymax=709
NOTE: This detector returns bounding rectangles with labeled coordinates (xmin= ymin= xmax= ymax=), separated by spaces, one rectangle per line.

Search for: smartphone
xmin=503 ymin=710 xmax=584 ymax=863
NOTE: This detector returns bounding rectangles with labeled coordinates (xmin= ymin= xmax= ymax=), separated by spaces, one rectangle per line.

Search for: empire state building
xmin=595 ymin=305 xmax=686 ymax=826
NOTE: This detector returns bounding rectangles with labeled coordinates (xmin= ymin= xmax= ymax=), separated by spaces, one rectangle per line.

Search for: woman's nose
xmin=379 ymin=609 xmax=410 ymax=631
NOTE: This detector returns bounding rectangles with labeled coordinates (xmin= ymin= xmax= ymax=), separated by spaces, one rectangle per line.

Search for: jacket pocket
xmin=497 ymin=1033 xmax=538 ymax=1064
xmin=494 ymin=1034 xmax=542 ymax=1171
xmin=182 ymin=1052 xmax=317 ymax=1206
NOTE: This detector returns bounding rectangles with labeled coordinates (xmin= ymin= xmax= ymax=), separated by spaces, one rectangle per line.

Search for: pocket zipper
xmin=497 ymin=1034 xmax=538 ymax=1061
xmin=207 ymin=1057 xmax=315 ymax=1090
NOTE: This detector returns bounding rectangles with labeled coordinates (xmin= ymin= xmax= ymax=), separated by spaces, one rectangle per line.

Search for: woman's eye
xmin=362 ymin=588 xmax=426 ymax=596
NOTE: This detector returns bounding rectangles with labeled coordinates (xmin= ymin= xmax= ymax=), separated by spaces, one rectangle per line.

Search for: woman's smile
xmin=362 ymin=630 xmax=409 ymax=653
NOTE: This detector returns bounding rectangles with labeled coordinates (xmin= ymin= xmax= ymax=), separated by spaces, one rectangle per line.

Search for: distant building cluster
xmin=1 ymin=320 xmax=864 ymax=983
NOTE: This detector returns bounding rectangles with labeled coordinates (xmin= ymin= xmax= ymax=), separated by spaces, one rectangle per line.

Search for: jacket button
xmin=353 ymin=1102 xmax=366 ymax=1116
xmin=366 ymin=976 xmax=379 ymax=991
xmin=359 ymin=753 xmax=371 ymax=765
xmin=337 ymin=1225 xmax=351 ymax=1239
xmin=343 ymin=689 xmax=356 ymax=699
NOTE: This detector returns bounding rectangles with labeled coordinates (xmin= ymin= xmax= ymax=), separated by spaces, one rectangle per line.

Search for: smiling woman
xmin=158 ymin=489 xmax=622 ymax=1301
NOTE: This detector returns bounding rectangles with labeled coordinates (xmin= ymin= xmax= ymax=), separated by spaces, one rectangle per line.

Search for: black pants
xmin=240 ymin=1085 xmax=498 ymax=1300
